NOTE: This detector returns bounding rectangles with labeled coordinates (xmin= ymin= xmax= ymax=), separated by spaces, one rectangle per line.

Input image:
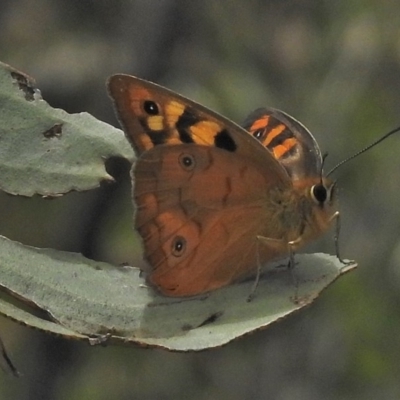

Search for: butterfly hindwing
xmin=133 ymin=143 xmax=286 ymax=296
xmin=242 ymin=108 xmax=323 ymax=180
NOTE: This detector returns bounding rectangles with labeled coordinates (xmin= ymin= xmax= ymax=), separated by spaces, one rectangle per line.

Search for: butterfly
xmin=107 ymin=74 xmax=338 ymax=297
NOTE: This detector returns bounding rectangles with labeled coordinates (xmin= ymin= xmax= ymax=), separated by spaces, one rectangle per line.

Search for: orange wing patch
xmin=108 ymin=75 xmax=233 ymax=156
xmin=246 ymin=113 xmax=299 ymax=161
xmin=272 ymin=137 xmax=298 ymax=159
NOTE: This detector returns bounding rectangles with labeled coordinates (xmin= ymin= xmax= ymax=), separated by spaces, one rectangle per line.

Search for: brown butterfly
xmin=107 ymin=74 xmax=398 ymax=297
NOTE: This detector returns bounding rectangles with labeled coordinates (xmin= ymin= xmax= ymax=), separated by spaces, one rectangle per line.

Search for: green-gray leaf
xmin=0 ymin=62 xmax=134 ymax=197
xmin=0 ymin=235 xmax=356 ymax=351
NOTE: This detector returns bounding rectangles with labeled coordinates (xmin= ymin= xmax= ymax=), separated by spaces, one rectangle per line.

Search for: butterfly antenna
xmin=320 ymin=152 xmax=329 ymax=183
xmin=327 ymin=125 xmax=400 ymax=177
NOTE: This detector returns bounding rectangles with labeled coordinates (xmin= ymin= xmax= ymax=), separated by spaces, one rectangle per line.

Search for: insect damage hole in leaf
xmin=0 ymin=61 xmax=134 ymax=197
xmin=42 ymin=123 xmax=63 ymax=139
xmin=10 ymin=70 xmax=38 ymax=101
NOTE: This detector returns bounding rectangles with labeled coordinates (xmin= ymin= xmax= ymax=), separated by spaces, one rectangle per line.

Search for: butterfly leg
xmin=247 ymin=236 xmax=283 ymax=302
xmin=329 ymin=211 xmax=353 ymax=265
xmin=330 ymin=211 xmax=342 ymax=261
xmin=247 ymin=238 xmax=264 ymax=302
xmin=287 ymin=236 xmax=304 ymax=302
xmin=287 ymin=236 xmax=302 ymax=269
xmin=247 ymin=235 xmax=292 ymax=302
xmin=254 ymin=235 xmax=303 ymax=302
xmin=329 ymin=211 xmax=354 ymax=265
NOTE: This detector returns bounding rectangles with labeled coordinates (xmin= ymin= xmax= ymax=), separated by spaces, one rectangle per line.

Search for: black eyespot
xmin=171 ymin=236 xmax=186 ymax=257
xmin=178 ymin=153 xmax=195 ymax=170
xmin=253 ymin=129 xmax=264 ymax=140
xmin=143 ymin=100 xmax=159 ymax=115
xmin=311 ymin=184 xmax=327 ymax=204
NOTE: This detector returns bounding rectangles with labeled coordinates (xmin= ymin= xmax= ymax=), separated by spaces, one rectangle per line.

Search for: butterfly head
xmin=304 ymin=150 xmax=336 ymax=234
xmin=309 ymin=178 xmax=336 ymax=208
xmin=284 ymin=175 xmax=337 ymax=246
xmin=309 ymin=151 xmax=336 ymax=207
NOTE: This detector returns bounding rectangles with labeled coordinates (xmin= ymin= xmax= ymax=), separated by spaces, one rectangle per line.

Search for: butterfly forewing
xmin=108 ymin=75 xmax=288 ymax=181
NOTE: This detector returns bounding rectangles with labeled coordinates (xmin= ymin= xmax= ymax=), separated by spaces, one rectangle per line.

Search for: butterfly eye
xmin=171 ymin=236 xmax=186 ymax=257
xmin=178 ymin=153 xmax=196 ymax=171
xmin=143 ymin=100 xmax=159 ymax=115
xmin=311 ymin=184 xmax=327 ymax=204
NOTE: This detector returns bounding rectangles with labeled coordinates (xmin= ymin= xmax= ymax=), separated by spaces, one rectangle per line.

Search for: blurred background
xmin=1 ymin=1 xmax=400 ymax=399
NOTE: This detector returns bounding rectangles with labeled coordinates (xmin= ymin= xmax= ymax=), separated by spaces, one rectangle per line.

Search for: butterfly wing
xmin=242 ymin=108 xmax=323 ymax=180
xmin=108 ymin=75 xmax=323 ymax=181
xmin=108 ymin=75 xmax=283 ymax=169
xmin=108 ymin=74 xmax=295 ymax=296
xmin=134 ymin=143 xmax=288 ymax=296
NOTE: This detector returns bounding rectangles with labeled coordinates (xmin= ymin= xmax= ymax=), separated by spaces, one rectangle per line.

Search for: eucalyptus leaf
xmin=0 ymin=235 xmax=356 ymax=351
xmin=0 ymin=62 xmax=134 ymax=197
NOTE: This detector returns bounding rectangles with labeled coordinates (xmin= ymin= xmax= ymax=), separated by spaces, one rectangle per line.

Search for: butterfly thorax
xmin=263 ymin=177 xmax=336 ymax=247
